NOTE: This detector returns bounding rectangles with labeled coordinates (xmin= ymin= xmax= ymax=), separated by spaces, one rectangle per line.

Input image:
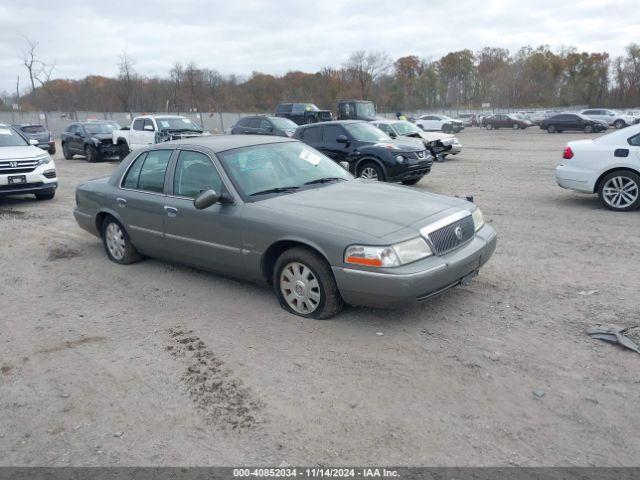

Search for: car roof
xmin=371 ymin=119 xmax=402 ymax=125
xmin=158 ymin=134 xmax=298 ymax=153
xmin=14 ymin=123 xmax=44 ymax=127
xmin=296 ymin=120 xmax=363 ymax=129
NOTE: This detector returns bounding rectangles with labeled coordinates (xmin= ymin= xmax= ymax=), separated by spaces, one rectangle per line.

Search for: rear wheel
xmin=101 ymin=217 xmax=143 ymax=264
xmin=584 ymin=125 xmax=593 ymax=133
xmin=547 ymin=125 xmax=556 ymax=133
xmin=35 ymin=190 xmax=55 ymax=201
xmin=597 ymin=171 xmax=640 ymax=211
xmin=614 ymin=120 xmax=625 ymax=129
xmin=49 ymin=145 xmax=56 ymax=155
xmin=62 ymin=143 xmax=73 ymax=160
xmin=486 ymin=123 xmax=493 ymax=130
xmin=442 ymin=124 xmax=453 ymax=133
xmin=512 ymin=123 xmax=520 ymax=130
xmin=358 ymin=162 xmax=385 ymax=182
xmin=85 ymin=145 xmax=100 ymax=163
xmin=273 ymin=247 xmax=343 ymax=319
xmin=305 ymin=116 xmax=317 ymax=124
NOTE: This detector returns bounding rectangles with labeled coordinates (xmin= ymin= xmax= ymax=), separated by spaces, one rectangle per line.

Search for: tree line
xmin=2 ymin=42 xmax=639 ymax=114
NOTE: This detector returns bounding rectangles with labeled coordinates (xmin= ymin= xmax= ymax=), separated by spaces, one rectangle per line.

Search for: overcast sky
xmin=0 ymin=0 xmax=637 ymax=93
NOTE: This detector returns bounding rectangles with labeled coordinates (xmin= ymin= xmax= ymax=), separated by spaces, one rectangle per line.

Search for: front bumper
xmin=332 ymin=224 xmax=497 ymax=308
xmin=555 ymin=164 xmax=595 ymax=193
xmin=0 ymin=162 xmax=58 ymax=197
xmin=97 ymin=144 xmax=121 ymax=157
xmin=447 ymin=143 xmax=462 ymax=155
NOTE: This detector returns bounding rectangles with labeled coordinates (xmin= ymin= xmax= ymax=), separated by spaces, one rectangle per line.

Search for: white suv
xmin=414 ymin=114 xmax=464 ymax=133
xmin=580 ymin=109 xmax=635 ymax=129
xmin=0 ymin=123 xmax=57 ymax=200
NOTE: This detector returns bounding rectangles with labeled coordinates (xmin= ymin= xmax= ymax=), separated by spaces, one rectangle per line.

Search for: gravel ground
xmin=1 ymin=128 xmax=639 ymax=466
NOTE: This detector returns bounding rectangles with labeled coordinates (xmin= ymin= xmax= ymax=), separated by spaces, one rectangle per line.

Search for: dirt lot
xmin=1 ymin=128 xmax=639 ymax=466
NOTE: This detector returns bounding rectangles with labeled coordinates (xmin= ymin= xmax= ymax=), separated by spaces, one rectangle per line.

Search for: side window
xmin=248 ymin=118 xmax=261 ymax=128
xmin=65 ymin=124 xmax=76 ymax=133
xmin=122 ymin=153 xmax=147 ymax=189
xmin=376 ymin=124 xmax=392 ymax=135
xmin=76 ymin=125 xmax=85 ymax=135
xmin=237 ymin=118 xmax=250 ymax=127
xmin=132 ymin=119 xmax=144 ymax=131
xmin=628 ymin=134 xmax=640 ymax=146
xmin=143 ymin=118 xmax=154 ymax=131
xmin=302 ymin=126 xmax=322 ymax=143
xmin=137 ymin=150 xmax=172 ymax=193
xmin=260 ymin=119 xmax=271 ymax=130
xmin=277 ymin=104 xmax=292 ymax=114
xmin=583 ymin=110 xmax=595 ymax=115
xmin=292 ymin=104 xmax=305 ymax=114
xmin=323 ymin=125 xmax=343 ymax=143
xmin=173 ymin=151 xmax=222 ymax=198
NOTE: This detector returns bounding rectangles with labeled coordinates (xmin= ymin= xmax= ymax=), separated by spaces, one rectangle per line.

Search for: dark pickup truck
xmin=275 ymin=103 xmax=332 ymax=125
xmin=337 ymin=100 xmax=377 ymax=121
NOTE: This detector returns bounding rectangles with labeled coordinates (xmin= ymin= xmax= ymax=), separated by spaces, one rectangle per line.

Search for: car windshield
xmin=344 ymin=122 xmax=391 ymax=142
xmin=356 ymin=102 xmax=376 ymax=118
xmin=218 ymin=142 xmax=352 ymax=198
xmin=156 ymin=117 xmax=202 ymax=132
xmin=269 ymin=117 xmax=298 ymax=130
xmin=392 ymin=121 xmax=422 ymax=135
xmin=0 ymin=126 xmax=28 ymax=147
xmin=84 ymin=123 xmax=116 ymax=134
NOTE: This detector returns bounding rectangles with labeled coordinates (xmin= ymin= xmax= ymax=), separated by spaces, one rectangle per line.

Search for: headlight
xmin=452 ymin=137 xmax=459 ymax=144
xmin=472 ymin=208 xmax=485 ymax=232
xmin=395 ymin=155 xmax=405 ymax=163
xmin=345 ymin=237 xmax=432 ymax=268
xmin=91 ymin=137 xmax=101 ymax=145
xmin=37 ymin=155 xmax=52 ymax=166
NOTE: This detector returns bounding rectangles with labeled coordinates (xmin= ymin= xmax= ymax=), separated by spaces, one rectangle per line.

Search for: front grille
xmin=426 ymin=214 xmax=475 ymax=255
xmin=0 ymin=159 xmax=39 ymax=175
xmin=100 ymin=139 xmax=113 ymax=145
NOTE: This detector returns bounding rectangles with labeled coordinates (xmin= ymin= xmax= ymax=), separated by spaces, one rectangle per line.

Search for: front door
xmin=162 ymin=149 xmax=243 ymax=276
xmin=320 ymin=125 xmax=349 ymax=162
xmin=116 ymin=149 xmax=173 ymax=257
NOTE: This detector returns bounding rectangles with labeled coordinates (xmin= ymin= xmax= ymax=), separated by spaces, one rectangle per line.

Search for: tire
xmin=584 ymin=125 xmax=593 ymax=133
xmin=35 ymin=190 xmax=55 ymax=201
xmin=62 ymin=143 xmax=73 ymax=160
xmin=442 ymin=124 xmax=453 ymax=133
xmin=49 ymin=145 xmax=56 ymax=155
xmin=358 ymin=161 xmax=385 ymax=182
xmin=118 ymin=142 xmax=130 ymax=161
xmin=512 ymin=123 xmax=519 ymax=130
xmin=614 ymin=120 xmax=625 ymax=129
xmin=273 ymin=247 xmax=343 ymax=319
xmin=100 ymin=217 xmax=143 ymax=265
xmin=305 ymin=116 xmax=317 ymax=124
xmin=402 ymin=177 xmax=422 ymax=185
xmin=486 ymin=123 xmax=493 ymax=130
xmin=85 ymin=145 xmax=100 ymax=163
xmin=597 ymin=171 xmax=640 ymax=212
xmin=547 ymin=125 xmax=556 ymax=133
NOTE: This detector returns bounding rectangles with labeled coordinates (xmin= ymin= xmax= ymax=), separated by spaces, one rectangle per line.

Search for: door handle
xmin=116 ymin=197 xmax=127 ymax=207
xmin=164 ymin=206 xmax=178 ymax=217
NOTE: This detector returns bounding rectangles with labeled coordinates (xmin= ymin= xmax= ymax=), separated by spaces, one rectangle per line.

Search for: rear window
xmin=21 ymin=125 xmax=46 ymax=134
xmin=276 ymin=104 xmax=293 ymax=114
xmin=122 ymin=150 xmax=172 ymax=193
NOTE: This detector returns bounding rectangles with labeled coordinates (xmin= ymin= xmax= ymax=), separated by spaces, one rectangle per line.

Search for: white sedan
xmin=555 ymin=124 xmax=640 ymax=211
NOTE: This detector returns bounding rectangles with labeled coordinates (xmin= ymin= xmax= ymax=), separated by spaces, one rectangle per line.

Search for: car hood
xmin=362 ymin=138 xmax=424 ymax=152
xmin=256 ymin=180 xmax=470 ymax=240
xmin=0 ymin=145 xmax=49 ymax=160
xmin=404 ymin=131 xmax=455 ymax=143
xmin=90 ymin=133 xmax=113 ymax=140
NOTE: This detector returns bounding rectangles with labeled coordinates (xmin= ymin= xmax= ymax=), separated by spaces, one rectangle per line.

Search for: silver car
xmin=73 ymin=136 xmax=497 ymax=319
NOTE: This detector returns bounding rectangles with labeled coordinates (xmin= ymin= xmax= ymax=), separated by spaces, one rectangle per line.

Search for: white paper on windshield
xmin=299 ymin=148 xmax=321 ymax=166
xmin=160 ymin=121 xmax=170 ymax=128
xmin=182 ymin=118 xmax=191 ymax=124
xmin=0 ymin=129 xmax=12 ymax=135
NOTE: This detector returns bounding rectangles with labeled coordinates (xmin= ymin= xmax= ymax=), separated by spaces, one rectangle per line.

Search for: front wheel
xmin=597 ymin=171 xmax=640 ymax=211
xmin=118 ymin=142 xmax=130 ymax=161
xmin=49 ymin=145 xmax=56 ymax=155
xmin=614 ymin=120 xmax=625 ymax=129
xmin=402 ymin=177 xmax=422 ymax=185
xmin=62 ymin=143 xmax=73 ymax=160
xmin=547 ymin=125 xmax=556 ymax=133
xmin=85 ymin=145 xmax=100 ymax=163
xmin=274 ymin=247 xmax=343 ymax=319
xmin=584 ymin=125 xmax=593 ymax=133
xmin=358 ymin=162 xmax=385 ymax=182
xmin=101 ymin=217 xmax=143 ymax=264
xmin=486 ymin=123 xmax=493 ymax=130
xmin=512 ymin=123 xmax=519 ymax=130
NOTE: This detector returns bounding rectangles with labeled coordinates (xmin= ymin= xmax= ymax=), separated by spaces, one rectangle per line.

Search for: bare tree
xmin=343 ymin=50 xmax=391 ymax=99
xmin=20 ymin=37 xmax=42 ymax=95
xmin=116 ymin=52 xmax=137 ymax=112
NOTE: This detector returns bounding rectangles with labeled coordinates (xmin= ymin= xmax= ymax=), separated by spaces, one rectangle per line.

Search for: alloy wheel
xmin=105 ymin=222 xmax=126 ymax=260
xmin=360 ymin=167 xmax=379 ymax=180
xmin=602 ymin=176 xmax=639 ymax=210
xmin=279 ymin=261 xmax=321 ymax=314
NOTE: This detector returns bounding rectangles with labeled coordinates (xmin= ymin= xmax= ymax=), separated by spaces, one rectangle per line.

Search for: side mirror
xmin=193 ymin=189 xmax=219 ymax=210
xmin=143 ymin=125 xmax=154 ymax=131
xmin=336 ymin=135 xmax=349 ymax=144
xmin=29 ymin=139 xmax=39 ymax=145
xmin=388 ymin=132 xmax=397 ymax=139
xmin=339 ymin=161 xmax=349 ymax=171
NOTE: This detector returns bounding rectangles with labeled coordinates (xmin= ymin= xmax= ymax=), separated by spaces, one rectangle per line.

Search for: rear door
xmin=116 ymin=149 xmax=173 ymax=258
xmin=162 ymin=149 xmax=243 ymax=275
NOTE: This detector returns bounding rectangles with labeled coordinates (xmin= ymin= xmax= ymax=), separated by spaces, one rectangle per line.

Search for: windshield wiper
xmin=250 ymin=186 xmax=300 ymax=196
xmin=303 ymin=177 xmax=347 ymax=185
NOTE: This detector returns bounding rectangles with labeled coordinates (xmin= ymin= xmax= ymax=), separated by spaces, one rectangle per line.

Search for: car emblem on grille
xmin=454 ymin=226 xmax=463 ymax=240
xmin=10 ymin=161 xmax=18 ymax=168
xmin=417 ymin=151 xmax=425 ymax=158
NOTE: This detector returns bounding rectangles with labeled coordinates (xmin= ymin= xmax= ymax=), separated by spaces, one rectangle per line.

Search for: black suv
xmin=293 ymin=120 xmax=432 ymax=185
xmin=230 ymin=115 xmax=298 ymax=137
xmin=540 ymin=113 xmax=608 ymax=133
xmin=275 ymin=103 xmax=332 ymax=125
xmin=61 ymin=122 xmax=120 ymax=162
xmin=13 ymin=123 xmax=55 ymax=154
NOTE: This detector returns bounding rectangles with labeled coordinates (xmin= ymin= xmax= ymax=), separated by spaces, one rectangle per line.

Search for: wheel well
xmin=261 ymin=240 xmax=327 ymax=285
xmin=116 ymin=138 xmax=127 ymax=145
xmin=95 ymin=212 xmax=112 ymax=234
xmin=594 ymin=167 xmax=640 ymax=193
xmin=355 ymin=157 xmax=386 ymax=178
